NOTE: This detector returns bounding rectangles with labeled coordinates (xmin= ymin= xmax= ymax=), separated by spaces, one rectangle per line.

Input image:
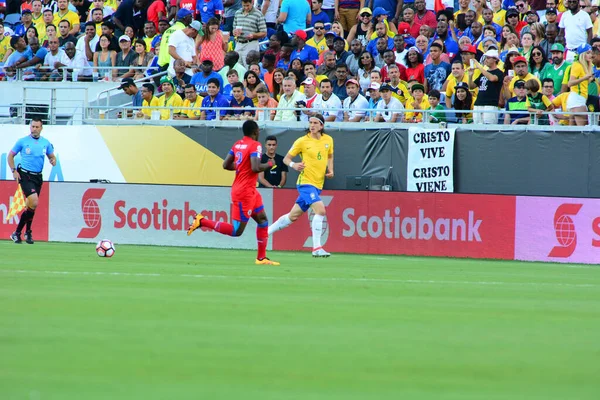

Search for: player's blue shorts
xmin=295 ymin=185 xmax=322 ymax=212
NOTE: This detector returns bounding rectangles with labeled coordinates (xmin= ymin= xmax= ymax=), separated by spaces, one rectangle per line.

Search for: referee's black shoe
xmin=24 ymin=231 xmax=34 ymax=244
xmin=10 ymin=232 xmax=22 ymax=244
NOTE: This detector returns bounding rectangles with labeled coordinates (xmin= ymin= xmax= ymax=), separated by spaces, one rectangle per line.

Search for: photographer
xmin=274 ymin=76 xmax=306 ymax=122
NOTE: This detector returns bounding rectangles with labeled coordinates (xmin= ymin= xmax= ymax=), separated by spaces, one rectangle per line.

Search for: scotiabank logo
xmin=77 ymin=188 xmax=106 ymax=239
xmin=114 ymin=199 xmax=228 ymax=230
xmin=342 ymin=208 xmax=482 ymax=241
xmin=548 ymin=203 xmax=583 ymax=258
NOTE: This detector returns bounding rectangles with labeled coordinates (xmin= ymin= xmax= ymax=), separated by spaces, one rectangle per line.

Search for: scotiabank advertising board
xmin=0 ymin=180 xmax=49 ymax=241
xmin=515 ymin=197 xmax=600 ymax=264
xmin=271 ymin=190 xmax=516 ymax=259
xmin=48 ymin=183 xmax=273 ymax=249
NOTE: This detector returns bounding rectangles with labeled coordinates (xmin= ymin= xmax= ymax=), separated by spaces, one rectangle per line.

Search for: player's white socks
xmin=268 ymin=213 xmax=293 ymax=235
xmin=312 ymin=214 xmax=324 ymax=249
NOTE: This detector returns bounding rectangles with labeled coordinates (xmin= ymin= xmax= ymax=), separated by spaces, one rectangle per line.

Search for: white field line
xmin=0 ymin=269 xmax=598 ymax=288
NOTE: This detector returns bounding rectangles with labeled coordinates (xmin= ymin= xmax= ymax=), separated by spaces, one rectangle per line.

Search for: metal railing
xmin=5 ymin=65 xmax=163 ymax=82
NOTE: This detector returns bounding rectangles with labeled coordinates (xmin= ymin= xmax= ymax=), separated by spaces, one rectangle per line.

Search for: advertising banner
xmin=406 ymin=127 xmax=455 ymax=192
xmin=0 ymin=126 xmax=124 ymax=182
xmin=515 ymin=197 xmax=600 ymax=264
xmin=48 ymin=183 xmax=273 ymax=249
xmin=271 ymin=189 xmax=515 ymax=259
xmin=0 ymin=180 xmax=49 ymax=241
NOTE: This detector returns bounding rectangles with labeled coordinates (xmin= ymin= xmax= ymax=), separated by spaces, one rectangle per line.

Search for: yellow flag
xmin=6 ymin=186 xmax=26 ymax=221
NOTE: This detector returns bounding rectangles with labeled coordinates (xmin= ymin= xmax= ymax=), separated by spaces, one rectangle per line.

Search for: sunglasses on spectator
xmin=361 ymin=13 xmax=371 ymax=17
xmin=315 ymin=26 xmax=324 ymax=29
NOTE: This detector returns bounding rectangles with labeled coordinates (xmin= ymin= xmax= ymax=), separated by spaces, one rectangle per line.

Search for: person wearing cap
xmin=505 ymin=7 xmax=527 ymax=35
xmin=119 ymin=77 xmax=143 ymax=109
xmin=167 ymin=19 xmax=200 ymax=77
xmin=504 ymin=79 xmax=530 ymax=124
xmin=567 ymin=42 xmax=594 ymax=125
xmin=342 ymin=78 xmax=369 ymax=122
xmin=53 ymin=0 xmax=80 ymax=36
xmin=191 ymin=57 xmax=224 ymax=96
xmin=452 ymin=81 xmax=474 ymax=124
xmin=504 ymin=55 xmax=541 ymax=99
xmin=468 ymin=48 xmax=503 ymax=124
xmin=374 ymin=83 xmax=404 ymax=122
xmin=347 ymin=7 xmax=372 ymax=47
xmin=268 ymin=113 xmax=334 ymax=258
xmin=297 ymin=76 xmax=322 ymax=120
xmin=365 ymin=81 xmax=382 ymax=120
xmin=306 ymin=21 xmax=328 ymax=54
xmin=290 ymin=30 xmax=319 ymax=63
xmin=14 ymin=9 xmax=35 ymax=37
xmin=544 ymin=7 xmax=558 ymax=27
xmin=113 ymin=34 xmax=135 ymax=80
xmin=157 ymin=75 xmax=183 ymax=119
xmin=559 ymin=0 xmax=593 ymax=62
xmin=405 ymin=82 xmax=430 ymax=122
xmin=158 ymin=8 xmax=192 ymax=70
xmin=278 ymin=0 xmax=311 ymax=34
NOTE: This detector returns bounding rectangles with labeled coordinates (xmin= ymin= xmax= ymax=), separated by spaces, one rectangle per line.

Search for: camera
xmin=295 ymin=100 xmax=306 ymax=108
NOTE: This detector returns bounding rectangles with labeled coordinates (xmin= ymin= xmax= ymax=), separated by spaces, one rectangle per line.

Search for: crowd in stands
xmin=1 ymin=0 xmax=599 ymax=125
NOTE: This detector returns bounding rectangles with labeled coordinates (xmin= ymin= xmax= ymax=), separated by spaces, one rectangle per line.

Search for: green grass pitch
xmin=1 ymin=241 xmax=599 ymax=400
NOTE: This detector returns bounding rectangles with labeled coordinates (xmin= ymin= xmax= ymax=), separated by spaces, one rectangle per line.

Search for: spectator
xmin=332 ymin=36 xmax=348 ymax=67
xmin=175 ymin=83 xmax=203 ymax=119
xmin=271 ymin=67 xmax=285 ymax=100
xmin=278 ymin=0 xmax=310 ymax=34
xmin=540 ymin=43 xmax=570 ymax=96
xmin=53 ymin=0 xmax=80 ymax=36
xmin=261 ymin=0 xmax=279 ymax=30
xmin=414 ymin=0 xmax=436 ymax=30
xmin=343 ymin=78 xmax=368 ymax=121
xmin=357 ymin=50 xmax=379 ymax=92
xmin=232 ymin=0 xmax=267 ymax=68
xmin=2 ymin=36 xmax=30 ymax=79
xmin=366 ymin=81 xmax=381 ymax=121
xmin=96 ymin=21 xmax=120 ymax=52
xmin=62 ymin=42 xmax=93 ymax=81
xmin=559 ymin=0 xmax=593 ymax=62
xmin=200 ymin=77 xmax=230 ymax=120
xmin=374 ymin=83 xmax=403 ymax=122
xmin=199 ymin=17 xmax=226 ymax=71
xmin=15 ymin=9 xmax=35 ymax=37
xmin=298 ymin=77 xmax=321 ymax=119
xmin=469 ymin=49 xmax=503 ymax=124
xmin=225 ymin=81 xmax=255 ymax=119
xmin=242 ymin=70 xmax=260 ymax=103
xmin=123 ymin=25 xmax=135 ymax=41
xmin=254 ymin=85 xmax=278 ymax=121
xmin=313 ymin=78 xmax=342 ymax=121
xmin=93 ymin=33 xmax=117 ymax=80
xmin=114 ymin=35 xmax=136 ymax=80
xmin=222 ymin=0 xmax=241 ymax=34
xmin=167 ymin=19 xmax=201 ymax=77
xmin=261 ymin=53 xmax=276 ymax=92
xmin=57 ymin=20 xmax=77 ymax=47
xmin=146 ymin=0 xmax=166 ymax=30
xmin=528 ymin=45 xmax=548 ymax=79
xmin=425 ymin=41 xmax=451 ymax=92
xmin=40 ymin=36 xmax=68 ymax=81
xmin=504 ymin=79 xmax=530 ymax=124
xmin=433 ymin=21 xmax=459 ymax=56
xmin=218 ymin=50 xmax=247 ymax=84
xmin=316 ymin=50 xmax=337 ymax=80
xmin=43 ymin=24 xmax=58 ymax=47
xmin=290 ymin=30 xmax=319 ymax=63
xmin=89 ymin=8 xmax=105 ymax=33
xmin=136 ymin=83 xmax=160 ymax=119
xmin=131 ymin=39 xmax=153 ymax=79
xmin=158 ymin=8 xmax=192 ymax=71
xmin=197 ymin=0 xmax=224 ymax=24
xmin=77 ymin=22 xmax=99 ymax=62
xmin=222 ymin=68 xmax=239 ymax=99
xmin=25 ymin=26 xmax=39 ymax=46
xmin=525 ymin=79 xmax=553 ymax=125
xmin=541 ymin=78 xmax=557 ymax=101
xmin=504 ymin=55 xmax=541 ymax=100
xmin=264 ymin=33 xmax=283 ymax=58
xmin=311 ymin=0 xmax=330 ymax=27
xmin=257 ymin=135 xmax=288 ymax=187
xmin=332 ymin=63 xmax=349 ymax=100
xmin=427 ymin=89 xmax=447 ymax=123
xmin=119 ymin=77 xmax=143 ymax=108
xmin=539 ymin=22 xmax=559 ymax=57
xmin=405 ymin=47 xmax=426 ymax=88
xmin=366 ymin=22 xmax=393 ymax=57
xmin=275 ymin=42 xmax=293 ymax=69
xmin=245 ymin=51 xmax=261 ymax=71
xmin=113 ymin=0 xmax=148 ymax=37
xmin=453 ymin=82 xmax=474 ymax=124
xmin=38 ymin=10 xmax=55 ymax=44
xmin=520 ymin=31 xmax=535 ymax=60
xmin=567 ymin=43 xmax=593 ymax=126
xmin=274 ymin=76 xmax=306 ymax=121
xmin=158 ymin=76 xmax=183 ymax=119
xmin=387 ymin=64 xmax=410 ymax=104
xmin=142 ymin=21 xmax=158 ymax=50
xmin=405 ymin=83 xmax=430 ymax=122
xmin=172 ymin=59 xmax=192 ymax=97
xmin=31 ymin=0 xmax=44 ymax=30
xmin=191 ymin=58 xmax=223 ymax=96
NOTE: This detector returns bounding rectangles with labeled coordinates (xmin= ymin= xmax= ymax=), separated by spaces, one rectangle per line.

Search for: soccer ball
xmin=96 ymin=239 xmax=115 ymax=257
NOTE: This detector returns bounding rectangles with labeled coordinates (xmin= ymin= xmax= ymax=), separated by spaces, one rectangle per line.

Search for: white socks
xmin=311 ymin=214 xmax=324 ymax=249
xmin=268 ymin=213 xmax=293 ymax=235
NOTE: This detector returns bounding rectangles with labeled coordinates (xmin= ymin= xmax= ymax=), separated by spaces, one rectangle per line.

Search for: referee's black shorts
xmin=18 ymin=167 xmax=43 ymax=197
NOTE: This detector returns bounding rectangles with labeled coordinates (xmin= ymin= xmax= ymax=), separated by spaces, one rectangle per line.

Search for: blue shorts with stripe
xmin=295 ymin=185 xmax=322 ymax=212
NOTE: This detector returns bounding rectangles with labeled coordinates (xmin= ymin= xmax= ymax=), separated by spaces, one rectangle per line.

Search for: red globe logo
xmin=554 ymin=215 xmax=576 ymax=247
xmin=82 ymin=199 xmax=101 ymax=228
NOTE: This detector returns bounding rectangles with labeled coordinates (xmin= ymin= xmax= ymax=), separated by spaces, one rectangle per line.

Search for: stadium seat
xmin=3 ymin=13 xmax=21 ymax=29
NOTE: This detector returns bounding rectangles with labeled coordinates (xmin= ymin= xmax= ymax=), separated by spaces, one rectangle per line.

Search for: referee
xmin=8 ymin=118 xmax=56 ymax=244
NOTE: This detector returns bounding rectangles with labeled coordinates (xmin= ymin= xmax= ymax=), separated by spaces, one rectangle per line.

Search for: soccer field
xmin=1 ymin=241 xmax=599 ymax=400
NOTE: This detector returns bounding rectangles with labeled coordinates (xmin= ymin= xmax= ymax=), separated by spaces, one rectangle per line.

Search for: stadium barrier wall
xmin=2 ymin=180 xmax=598 ymax=264
xmin=3 ymin=125 xmax=600 ymax=197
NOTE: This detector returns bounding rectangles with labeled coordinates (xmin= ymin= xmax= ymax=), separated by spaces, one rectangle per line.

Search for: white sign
xmin=407 ymin=127 xmax=455 ymax=192
xmin=49 ymin=182 xmax=273 ymax=249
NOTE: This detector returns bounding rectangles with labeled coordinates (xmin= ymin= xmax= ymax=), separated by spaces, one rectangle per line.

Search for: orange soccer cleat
xmin=255 ymin=257 xmax=280 ymax=266
xmin=187 ymin=213 xmax=205 ymax=236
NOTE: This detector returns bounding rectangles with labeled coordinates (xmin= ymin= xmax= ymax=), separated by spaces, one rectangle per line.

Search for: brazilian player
xmin=187 ymin=120 xmax=280 ymax=266
xmin=268 ymin=113 xmax=334 ymax=257
xmin=8 ymin=118 xmax=56 ymax=244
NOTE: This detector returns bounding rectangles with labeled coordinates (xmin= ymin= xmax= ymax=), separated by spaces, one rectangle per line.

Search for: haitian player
xmin=8 ymin=118 xmax=56 ymax=244
xmin=187 ymin=120 xmax=280 ymax=266
xmin=268 ymin=114 xmax=334 ymax=257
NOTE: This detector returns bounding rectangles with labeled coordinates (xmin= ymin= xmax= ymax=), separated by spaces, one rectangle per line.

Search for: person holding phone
xmin=468 ymin=49 xmax=504 ymax=124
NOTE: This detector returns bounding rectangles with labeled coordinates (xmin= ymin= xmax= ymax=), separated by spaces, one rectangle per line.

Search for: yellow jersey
xmin=141 ymin=96 xmax=160 ymax=118
xmin=180 ymin=96 xmax=203 ymax=119
xmin=53 ymin=10 xmax=80 ymax=29
xmin=159 ymin=92 xmax=183 ymax=119
xmin=289 ymin=133 xmax=334 ymax=190
xmin=551 ymin=92 xmax=570 ymax=125
xmin=0 ymin=35 xmax=11 ymax=63
xmin=306 ymin=36 xmax=328 ymax=54
xmin=445 ymin=73 xmax=478 ymax=101
xmin=492 ymin=9 xmax=506 ymax=26
xmin=508 ymin=73 xmax=541 ymax=97
xmin=32 ymin=13 xmax=45 ymax=32
xmin=404 ymin=95 xmax=431 ymax=122
xmin=569 ymin=62 xmax=589 ymax=99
